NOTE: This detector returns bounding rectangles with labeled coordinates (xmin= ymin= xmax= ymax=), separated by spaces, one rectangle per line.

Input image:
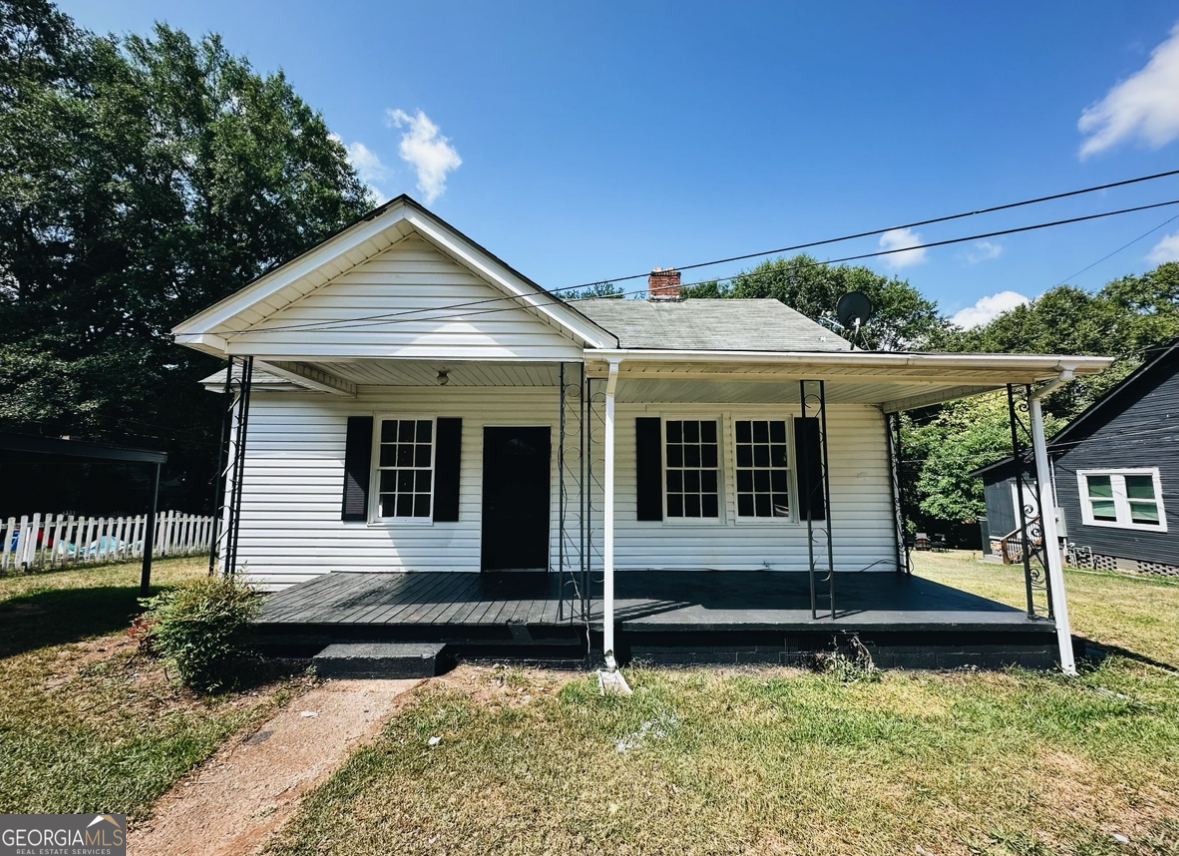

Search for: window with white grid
xmin=665 ymin=419 xmax=720 ymax=518
xmin=376 ymin=418 xmax=434 ymax=519
xmin=734 ymin=419 xmax=790 ymax=518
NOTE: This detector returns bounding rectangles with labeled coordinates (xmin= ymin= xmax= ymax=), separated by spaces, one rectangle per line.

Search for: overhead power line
xmin=567 ymin=167 xmax=1179 ymax=289
xmin=222 ymin=167 xmax=1179 ymax=337
xmin=1052 ymin=211 xmax=1179 ymax=288
xmin=237 ymin=197 xmax=1179 ymax=335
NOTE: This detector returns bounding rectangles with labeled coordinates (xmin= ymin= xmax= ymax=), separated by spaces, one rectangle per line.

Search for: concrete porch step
xmin=312 ymin=641 xmax=447 ymax=679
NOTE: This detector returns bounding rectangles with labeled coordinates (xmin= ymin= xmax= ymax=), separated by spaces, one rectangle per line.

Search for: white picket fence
xmin=0 ymin=511 xmax=214 ymax=573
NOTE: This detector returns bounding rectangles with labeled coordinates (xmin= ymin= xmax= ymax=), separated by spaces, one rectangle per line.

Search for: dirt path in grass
xmin=128 ymin=677 xmax=422 ymax=856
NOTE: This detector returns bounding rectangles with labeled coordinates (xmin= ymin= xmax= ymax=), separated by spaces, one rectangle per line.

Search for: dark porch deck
xmin=256 ymin=571 xmax=1059 ymax=668
xmin=258 ymin=570 xmax=1040 ymax=631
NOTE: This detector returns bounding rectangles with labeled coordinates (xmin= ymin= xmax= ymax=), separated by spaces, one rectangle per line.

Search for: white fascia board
xmin=171 ymin=200 xmax=413 ymax=336
xmin=587 ymin=348 xmax=1113 ymax=378
xmin=172 ymin=333 xmax=228 ymax=355
xmin=404 ymin=212 xmax=618 ymax=350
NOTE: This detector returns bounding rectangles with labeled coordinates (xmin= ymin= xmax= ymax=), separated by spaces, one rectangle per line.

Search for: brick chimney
xmin=648 ymin=267 xmax=682 ymax=300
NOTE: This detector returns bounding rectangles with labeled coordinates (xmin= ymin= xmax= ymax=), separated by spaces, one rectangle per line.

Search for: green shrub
xmin=138 ymin=575 xmax=260 ymax=693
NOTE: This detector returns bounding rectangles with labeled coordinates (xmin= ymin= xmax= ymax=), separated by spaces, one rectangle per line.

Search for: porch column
xmin=1029 ymin=396 xmax=1076 ymax=676
xmin=602 ymin=359 xmax=621 ymax=664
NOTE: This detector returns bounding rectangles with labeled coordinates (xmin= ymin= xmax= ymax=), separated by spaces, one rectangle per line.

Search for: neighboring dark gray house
xmin=975 ymin=338 xmax=1178 ymax=576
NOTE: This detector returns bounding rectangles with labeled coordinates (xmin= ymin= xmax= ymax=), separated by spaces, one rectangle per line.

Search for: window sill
xmin=366 ymin=518 xmax=437 ymax=527
xmin=733 ymin=516 xmax=800 ymax=526
xmin=1081 ymin=518 xmax=1167 ymax=534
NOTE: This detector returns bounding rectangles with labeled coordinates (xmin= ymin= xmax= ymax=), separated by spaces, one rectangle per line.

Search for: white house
xmin=173 ymin=196 xmax=1110 ymax=671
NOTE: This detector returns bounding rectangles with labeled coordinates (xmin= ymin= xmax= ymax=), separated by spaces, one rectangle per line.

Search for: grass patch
xmin=266 ymin=553 xmax=1179 ymax=856
xmin=267 ymin=662 xmax=1179 ymax=856
xmin=0 ymin=557 xmax=303 ymax=821
xmin=915 ymin=550 xmax=1179 ymax=669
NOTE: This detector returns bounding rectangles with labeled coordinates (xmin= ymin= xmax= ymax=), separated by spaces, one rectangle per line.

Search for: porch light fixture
xmin=436 ymin=370 xmax=449 ymax=386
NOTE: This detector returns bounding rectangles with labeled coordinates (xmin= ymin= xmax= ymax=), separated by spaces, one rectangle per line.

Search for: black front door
xmin=481 ymin=426 xmax=551 ymax=571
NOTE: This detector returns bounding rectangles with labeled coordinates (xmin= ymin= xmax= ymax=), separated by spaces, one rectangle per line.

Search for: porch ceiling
xmin=232 ymin=348 xmax=1111 ymax=413
xmin=303 ymin=359 xmax=561 ymax=387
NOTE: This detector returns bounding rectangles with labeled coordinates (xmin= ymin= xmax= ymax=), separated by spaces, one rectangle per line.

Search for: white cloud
xmin=1078 ymin=23 xmax=1179 ymax=158
xmin=386 ymin=109 xmax=462 ymax=203
xmin=878 ymin=227 xmax=927 ymax=269
xmin=1146 ymin=229 xmax=1179 ymax=263
xmin=950 ymin=291 xmax=1030 ymax=329
xmin=962 ymin=240 xmax=1003 ymax=264
xmin=330 ymin=134 xmax=392 ymax=204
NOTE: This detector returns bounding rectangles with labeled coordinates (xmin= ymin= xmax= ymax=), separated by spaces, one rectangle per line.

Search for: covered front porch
xmin=202 ymin=347 xmax=1113 ymax=673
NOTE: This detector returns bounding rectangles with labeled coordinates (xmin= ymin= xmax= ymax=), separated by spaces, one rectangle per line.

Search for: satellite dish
xmin=835 ymin=291 xmax=874 ymax=350
xmin=836 ymin=291 xmax=873 ymax=330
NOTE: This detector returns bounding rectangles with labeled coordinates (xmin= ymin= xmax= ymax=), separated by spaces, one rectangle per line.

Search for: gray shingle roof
xmin=573 ymin=298 xmax=850 ymax=352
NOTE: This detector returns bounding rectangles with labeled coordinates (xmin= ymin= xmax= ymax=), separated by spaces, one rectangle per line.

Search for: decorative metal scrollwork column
xmin=585 ymin=374 xmax=606 ymax=617
xmin=555 ymin=362 xmax=605 ymax=626
xmin=800 ymin=379 xmax=836 ymax=619
xmin=885 ymin=411 xmax=910 ymax=575
xmin=1006 ymin=383 xmax=1052 ymax=619
xmin=557 ymin=362 xmax=591 ymax=623
xmin=209 ymin=355 xmax=253 ymax=577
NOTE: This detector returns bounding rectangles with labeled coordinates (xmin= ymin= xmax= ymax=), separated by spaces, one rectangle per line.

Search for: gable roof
xmin=969 ymin=337 xmax=1179 ymax=479
xmin=1040 ymin=336 xmax=1179 ymax=449
xmin=172 ymin=195 xmax=617 ymax=355
xmin=575 ymin=298 xmax=850 ymax=351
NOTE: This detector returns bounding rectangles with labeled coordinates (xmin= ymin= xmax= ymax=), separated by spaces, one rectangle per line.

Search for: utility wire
xmin=554 ymin=167 xmax=1179 ymax=290
xmin=234 ymin=198 xmax=1179 ymax=335
xmin=1053 ymin=211 xmax=1179 ymax=287
xmin=221 ymin=168 xmax=1179 ymax=337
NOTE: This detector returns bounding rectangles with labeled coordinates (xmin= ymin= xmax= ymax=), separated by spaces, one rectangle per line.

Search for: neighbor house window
xmin=1078 ymin=469 xmax=1166 ymax=531
xmin=665 ymin=419 xmax=719 ymax=518
xmin=735 ymin=419 xmax=791 ymax=518
xmin=377 ymin=419 xmax=434 ymax=518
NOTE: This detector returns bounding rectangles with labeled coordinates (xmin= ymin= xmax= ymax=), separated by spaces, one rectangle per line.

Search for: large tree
xmin=683 ymin=254 xmax=949 ymax=350
xmin=907 ymin=262 xmax=1179 ymax=532
xmin=0 ymin=0 xmax=371 ymax=507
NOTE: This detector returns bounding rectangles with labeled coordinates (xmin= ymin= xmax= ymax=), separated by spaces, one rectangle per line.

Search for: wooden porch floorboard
xmin=256 ymin=570 xmax=1047 ymax=634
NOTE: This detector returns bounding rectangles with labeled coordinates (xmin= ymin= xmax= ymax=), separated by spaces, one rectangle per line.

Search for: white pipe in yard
xmin=602 ymin=359 xmax=620 ymax=667
xmin=1030 ymin=373 xmax=1077 ymax=676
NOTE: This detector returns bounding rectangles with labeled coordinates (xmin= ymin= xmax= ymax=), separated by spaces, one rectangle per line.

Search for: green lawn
xmin=916 ymin=550 xmax=1179 ymax=669
xmin=265 ymin=552 xmax=1179 ymax=856
xmin=0 ymin=557 xmax=299 ymax=821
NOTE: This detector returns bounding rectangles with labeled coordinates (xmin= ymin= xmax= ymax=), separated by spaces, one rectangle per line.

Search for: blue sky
xmin=60 ymin=1 xmax=1179 ymax=326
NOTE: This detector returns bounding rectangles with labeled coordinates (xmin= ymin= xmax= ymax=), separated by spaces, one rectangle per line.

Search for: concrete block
xmin=312 ymin=641 xmax=446 ymax=679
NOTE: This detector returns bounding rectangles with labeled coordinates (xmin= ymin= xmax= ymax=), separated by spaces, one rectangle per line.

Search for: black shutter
xmin=635 ymin=417 xmax=663 ymax=521
xmin=433 ymin=418 xmax=463 ymax=522
xmin=794 ymin=417 xmax=826 ymax=521
xmin=341 ymin=416 xmax=374 ymax=522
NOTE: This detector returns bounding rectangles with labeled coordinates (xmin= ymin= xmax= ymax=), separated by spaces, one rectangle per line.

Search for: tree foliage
xmin=682 ymin=254 xmax=949 ymax=350
xmin=907 ymin=262 xmax=1179 ymax=528
xmin=0 ymin=0 xmax=371 ymax=506
xmin=931 ymin=263 xmax=1179 ymax=418
xmin=561 ymin=281 xmax=625 ymax=301
xmin=903 ymin=393 xmax=1065 ymax=524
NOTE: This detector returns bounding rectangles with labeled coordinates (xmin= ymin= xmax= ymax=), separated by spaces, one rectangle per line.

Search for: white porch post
xmin=1029 ymin=395 xmax=1076 ymax=676
xmin=603 ymin=359 xmax=621 ymax=665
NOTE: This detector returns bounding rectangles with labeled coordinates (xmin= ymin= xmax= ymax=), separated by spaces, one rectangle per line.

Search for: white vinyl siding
xmin=234 ymin=390 xmax=898 ymax=588
xmin=613 ymin=403 xmax=895 ymax=572
xmin=226 ymin=234 xmax=585 ymax=361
